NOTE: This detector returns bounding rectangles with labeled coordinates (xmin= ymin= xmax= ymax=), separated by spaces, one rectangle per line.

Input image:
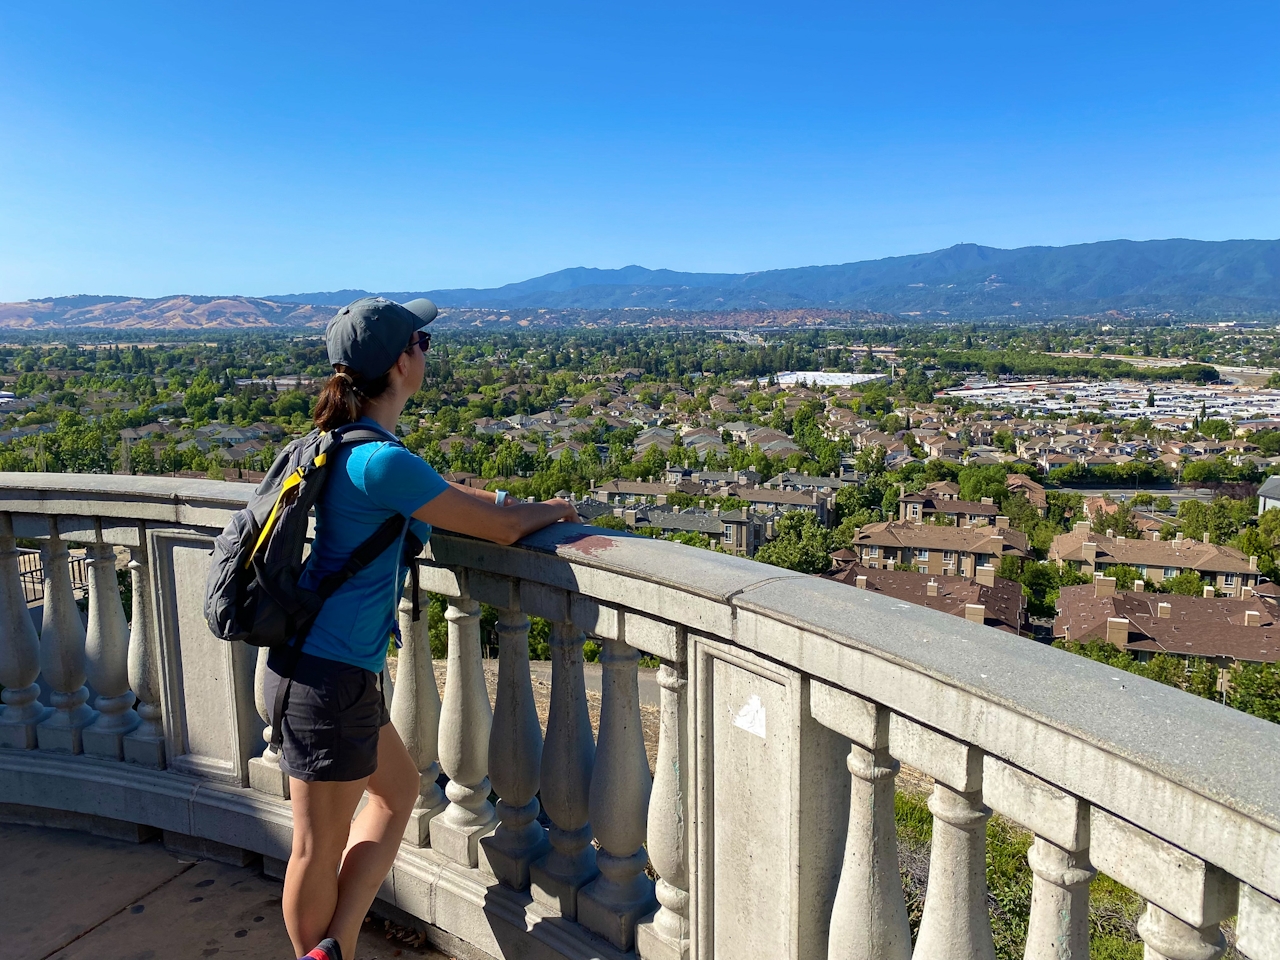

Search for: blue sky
xmin=1 ymin=2 xmax=1278 ymax=300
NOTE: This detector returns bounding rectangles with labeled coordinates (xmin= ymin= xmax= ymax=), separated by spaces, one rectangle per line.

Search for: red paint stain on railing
xmin=559 ymin=533 xmax=619 ymax=558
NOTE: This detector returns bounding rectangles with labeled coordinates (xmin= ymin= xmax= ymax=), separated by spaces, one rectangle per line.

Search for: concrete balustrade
xmin=36 ymin=521 xmax=98 ymax=753
xmin=81 ymin=530 xmax=140 ymax=759
xmin=0 ymin=474 xmax=1279 ymax=960
xmin=810 ymin=682 xmax=911 ymax=960
xmin=391 ymin=585 xmax=447 ymax=846
xmin=578 ymin=634 xmax=656 ymax=950
xmin=121 ymin=541 xmax=165 ymax=767
xmin=637 ymin=650 xmax=691 ymax=960
xmin=0 ymin=513 xmax=48 ymax=748
xmin=431 ymin=589 xmax=497 ymax=866
xmin=529 ymin=618 xmax=598 ymax=920
xmin=248 ymin=645 xmax=290 ymax=798
xmin=480 ymin=598 xmax=548 ymax=887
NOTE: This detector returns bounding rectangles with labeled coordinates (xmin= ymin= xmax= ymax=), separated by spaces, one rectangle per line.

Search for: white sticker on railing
xmin=731 ymin=694 xmax=767 ymax=739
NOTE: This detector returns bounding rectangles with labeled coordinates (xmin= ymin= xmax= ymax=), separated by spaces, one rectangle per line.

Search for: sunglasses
xmin=407 ymin=331 xmax=432 ymax=354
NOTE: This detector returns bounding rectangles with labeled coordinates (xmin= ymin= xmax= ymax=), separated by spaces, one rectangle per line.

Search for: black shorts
xmin=264 ymin=650 xmax=391 ymax=783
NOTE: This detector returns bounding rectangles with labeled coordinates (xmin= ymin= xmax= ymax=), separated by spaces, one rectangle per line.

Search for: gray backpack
xmin=203 ymin=422 xmax=422 ymax=742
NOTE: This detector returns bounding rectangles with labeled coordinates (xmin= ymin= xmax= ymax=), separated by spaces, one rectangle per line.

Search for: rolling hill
xmin=383 ymin=239 xmax=1280 ymax=317
xmin=6 ymin=238 xmax=1280 ymax=328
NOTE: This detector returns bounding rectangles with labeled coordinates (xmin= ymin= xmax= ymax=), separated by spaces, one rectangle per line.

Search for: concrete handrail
xmin=0 ymin=473 xmax=1278 ymax=960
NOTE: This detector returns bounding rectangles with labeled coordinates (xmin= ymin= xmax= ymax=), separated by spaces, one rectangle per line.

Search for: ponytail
xmin=314 ymin=364 xmax=392 ymax=431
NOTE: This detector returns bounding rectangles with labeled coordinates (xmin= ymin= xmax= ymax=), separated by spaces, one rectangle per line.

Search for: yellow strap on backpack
xmin=244 ymin=451 xmax=329 ymax=568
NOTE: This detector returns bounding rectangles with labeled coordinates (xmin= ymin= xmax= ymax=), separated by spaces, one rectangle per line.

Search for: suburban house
xmin=824 ymin=562 xmax=1028 ymax=635
xmin=898 ymin=482 xmax=1001 ymax=526
xmin=849 ymin=520 xmax=1029 ymax=578
xmin=1055 ymin=577 xmax=1280 ymax=665
xmin=625 ymin=505 xmax=763 ymax=557
xmin=1004 ymin=473 xmax=1048 ymax=516
xmin=726 ymin=485 xmax=832 ymax=525
xmin=1049 ymin=524 xmax=1261 ymax=597
xmin=1259 ymin=475 xmax=1280 ymax=514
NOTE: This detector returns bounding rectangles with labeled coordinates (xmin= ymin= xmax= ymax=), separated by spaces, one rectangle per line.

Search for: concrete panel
xmin=708 ymin=654 xmax=792 ymax=960
xmin=150 ymin=529 xmax=260 ymax=786
xmin=691 ymin=639 xmax=847 ymax=960
xmin=519 ymin=581 xmax=569 ymax=623
xmin=467 ymin=569 xmax=518 ymax=609
xmin=419 ymin=562 xmax=463 ymax=598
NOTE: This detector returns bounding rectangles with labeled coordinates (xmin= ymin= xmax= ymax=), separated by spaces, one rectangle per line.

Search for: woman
xmin=266 ymin=296 xmax=578 ymax=960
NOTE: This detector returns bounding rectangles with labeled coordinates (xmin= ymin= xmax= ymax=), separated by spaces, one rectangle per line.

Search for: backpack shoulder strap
xmin=332 ymin=422 xmax=404 ymax=448
xmin=312 ymin=513 xmax=408 ymax=600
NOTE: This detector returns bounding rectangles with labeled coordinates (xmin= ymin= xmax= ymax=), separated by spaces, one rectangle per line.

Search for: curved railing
xmin=0 ymin=473 xmax=1278 ymax=960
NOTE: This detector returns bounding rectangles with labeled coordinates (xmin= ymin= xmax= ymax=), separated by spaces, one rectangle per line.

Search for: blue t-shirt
xmin=299 ymin=419 xmax=449 ymax=673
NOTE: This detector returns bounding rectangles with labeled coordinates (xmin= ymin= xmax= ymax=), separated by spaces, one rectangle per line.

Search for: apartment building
xmin=849 ymin=520 xmax=1030 ymax=578
xmin=898 ymin=481 xmax=1001 ymax=526
xmin=1049 ymin=524 xmax=1261 ymax=597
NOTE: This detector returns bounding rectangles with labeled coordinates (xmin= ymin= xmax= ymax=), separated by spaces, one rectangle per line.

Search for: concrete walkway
xmin=0 ymin=822 xmax=452 ymax=960
xmin=526 ymin=661 xmax=661 ymax=709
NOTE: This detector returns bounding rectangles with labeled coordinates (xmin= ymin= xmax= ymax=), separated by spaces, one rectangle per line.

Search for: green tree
xmin=754 ymin=512 xmax=832 ymax=574
xmin=1229 ymin=663 xmax=1280 ymax=722
xmin=1163 ymin=571 xmax=1211 ymax=596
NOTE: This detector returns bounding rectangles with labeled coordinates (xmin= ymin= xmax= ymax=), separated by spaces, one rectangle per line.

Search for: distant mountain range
xmin=269 ymin=239 xmax=1280 ymax=318
xmin=0 ymin=295 xmax=332 ymax=330
xmin=4 ymin=238 xmax=1279 ymax=329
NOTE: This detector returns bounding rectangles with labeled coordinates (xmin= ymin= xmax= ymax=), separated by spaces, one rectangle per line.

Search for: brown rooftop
xmin=824 ymin=563 xmax=1027 ymax=635
xmin=1054 ymin=584 xmax=1280 ymax=663
xmin=854 ymin=520 xmax=1030 ymax=557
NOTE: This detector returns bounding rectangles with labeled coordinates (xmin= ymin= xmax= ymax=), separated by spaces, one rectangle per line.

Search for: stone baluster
xmin=430 ymin=591 xmax=497 ymax=866
xmin=82 ymin=534 xmax=140 ymax=759
xmin=248 ymin=645 xmax=290 ymax=797
xmin=37 ymin=522 xmax=98 ymax=753
xmin=808 ymin=683 xmax=911 ymax=960
xmin=580 ymin=635 xmax=656 ymax=951
xmin=981 ymin=758 xmax=1093 ymax=960
xmin=1025 ymin=840 xmax=1093 ymax=958
xmin=1137 ymin=904 xmax=1227 ymax=960
xmin=122 ymin=542 xmax=165 ymax=767
xmin=0 ymin=513 xmax=50 ymax=748
xmin=391 ymin=586 xmax=447 ymax=846
xmin=1090 ymin=808 xmax=1236 ymax=960
xmin=889 ymin=714 xmax=995 ymax=960
xmin=530 ymin=620 xmax=598 ymax=919
xmin=637 ymin=658 xmax=691 ymax=960
xmin=480 ymin=602 xmax=548 ymax=886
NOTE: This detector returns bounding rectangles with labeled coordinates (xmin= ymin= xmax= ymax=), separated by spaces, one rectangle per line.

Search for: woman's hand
xmin=544 ymin=498 xmax=580 ymax=523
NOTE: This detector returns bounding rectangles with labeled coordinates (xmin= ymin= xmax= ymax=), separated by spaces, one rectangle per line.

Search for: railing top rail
xmin=0 ymin=474 xmax=1276 ymax=865
xmin=0 ymin=471 xmax=251 ymax=525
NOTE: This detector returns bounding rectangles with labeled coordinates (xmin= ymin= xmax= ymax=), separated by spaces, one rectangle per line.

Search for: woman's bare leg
xmin=285 ymin=775 xmax=369 ymax=957
xmin=325 ymin=723 xmax=420 ymax=960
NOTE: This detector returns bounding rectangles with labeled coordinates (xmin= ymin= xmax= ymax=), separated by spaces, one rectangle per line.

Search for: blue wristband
xmin=495 ymin=490 xmax=509 ymax=506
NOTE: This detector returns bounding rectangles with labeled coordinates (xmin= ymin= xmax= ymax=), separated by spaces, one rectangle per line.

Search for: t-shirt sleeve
xmin=357 ymin=443 xmax=450 ymax=518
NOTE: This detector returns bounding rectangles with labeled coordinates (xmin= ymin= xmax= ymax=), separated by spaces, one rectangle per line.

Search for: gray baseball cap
xmin=325 ymin=296 xmax=438 ymax=380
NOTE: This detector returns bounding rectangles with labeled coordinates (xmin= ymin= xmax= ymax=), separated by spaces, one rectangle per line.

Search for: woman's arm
xmin=447 ymin=481 xmax=500 ymax=503
xmin=413 ymin=486 xmax=579 ymax=546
